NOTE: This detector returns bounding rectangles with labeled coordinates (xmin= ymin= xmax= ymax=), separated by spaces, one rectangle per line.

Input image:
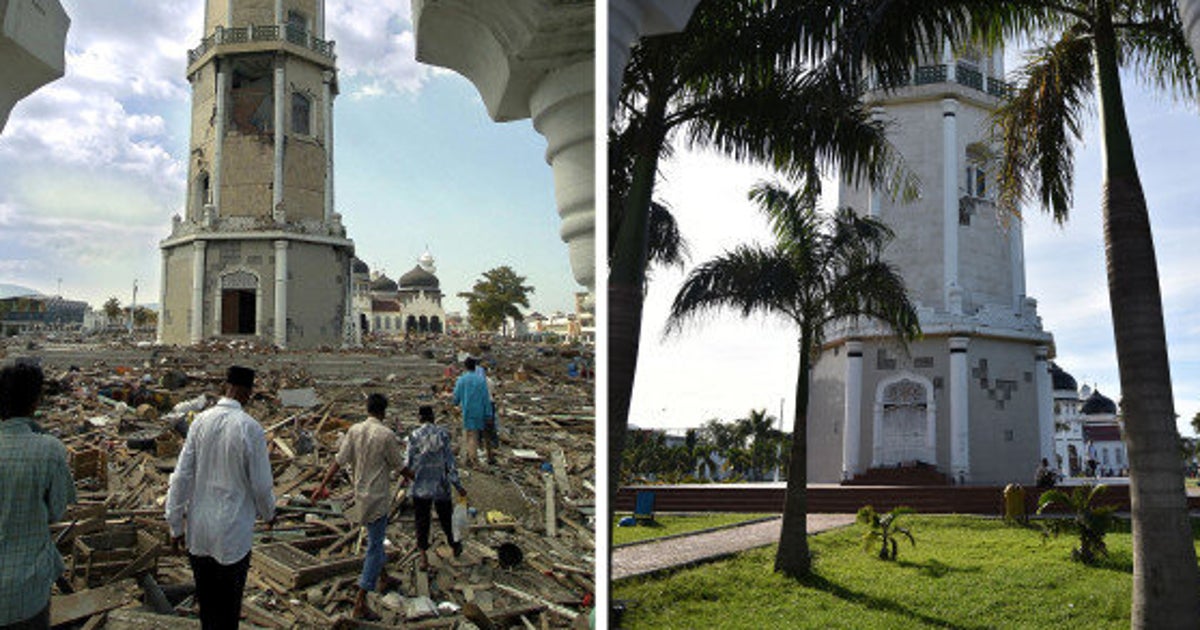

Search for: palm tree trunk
xmin=1093 ymin=5 xmax=1200 ymax=627
xmin=775 ymin=326 xmax=812 ymax=577
xmin=608 ymin=82 xmax=671 ymax=507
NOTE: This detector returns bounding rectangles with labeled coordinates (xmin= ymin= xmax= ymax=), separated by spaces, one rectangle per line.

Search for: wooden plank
xmin=50 ymin=578 xmax=140 ymax=627
xmin=551 ymin=448 xmax=571 ymax=495
xmin=544 ymin=473 xmax=557 ymax=537
xmin=494 ymin=583 xmax=579 ymax=621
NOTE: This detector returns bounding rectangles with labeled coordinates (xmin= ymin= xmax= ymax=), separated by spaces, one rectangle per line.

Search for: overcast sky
xmin=631 ymin=50 xmax=1200 ymax=439
xmin=0 ymin=0 xmax=578 ymax=315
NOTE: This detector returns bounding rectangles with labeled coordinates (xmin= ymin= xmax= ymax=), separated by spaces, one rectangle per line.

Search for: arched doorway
xmin=431 ymin=316 xmax=442 ymax=333
xmin=419 ymin=315 xmax=429 ymax=332
xmin=219 ymin=270 xmax=258 ymax=335
xmin=873 ymin=375 xmax=937 ymax=467
xmin=406 ymin=315 xmax=417 ymax=332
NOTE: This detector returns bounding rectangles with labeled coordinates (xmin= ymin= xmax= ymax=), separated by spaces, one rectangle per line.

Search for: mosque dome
xmin=1049 ymin=362 xmax=1077 ymax=392
xmin=370 ymin=274 xmax=397 ymax=292
xmin=399 ymin=265 xmax=439 ymax=290
xmin=1081 ymin=389 xmax=1117 ymax=416
xmin=418 ymin=249 xmax=437 ymax=274
xmin=352 ymin=258 xmax=369 ymax=275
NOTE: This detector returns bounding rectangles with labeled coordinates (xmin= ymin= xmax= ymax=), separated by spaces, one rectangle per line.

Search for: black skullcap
xmin=226 ymin=365 xmax=255 ymax=388
xmin=418 ymin=405 xmax=434 ymax=422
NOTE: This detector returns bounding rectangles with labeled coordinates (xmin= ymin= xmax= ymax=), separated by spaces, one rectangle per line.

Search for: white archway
xmin=872 ymin=372 xmax=938 ymax=467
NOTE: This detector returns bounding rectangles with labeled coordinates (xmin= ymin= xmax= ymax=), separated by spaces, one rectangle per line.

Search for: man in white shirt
xmin=166 ymin=366 xmax=275 ymax=629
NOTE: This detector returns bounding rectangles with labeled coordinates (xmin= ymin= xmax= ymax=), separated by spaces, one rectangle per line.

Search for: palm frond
xmin=647 ymin=202 xmax=690 ymax=270
xmin=993 ymin=25 xmax=1095 ymax=223
xmin=1113 ymin=2 xmax=1200 ymax=102
xmin=665 ymin=245 xmax=805 ymax=335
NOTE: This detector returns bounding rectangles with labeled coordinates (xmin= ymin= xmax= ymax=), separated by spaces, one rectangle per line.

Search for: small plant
xmin=1036 ymin=484 xmax=1115 ymax=564
xmin=856 ymin=505 xmax=915 ymax=561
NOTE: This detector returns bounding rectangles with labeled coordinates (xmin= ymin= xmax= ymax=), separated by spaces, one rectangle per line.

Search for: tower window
xmin=292 ymin=93 xmax=311 ymax=136
xmin=287 ymin=10 xmax=308 ymax=45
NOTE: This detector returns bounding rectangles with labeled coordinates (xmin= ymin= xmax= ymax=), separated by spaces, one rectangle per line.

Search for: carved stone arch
xmin=872 ymin=372 xmax=938 ymax=467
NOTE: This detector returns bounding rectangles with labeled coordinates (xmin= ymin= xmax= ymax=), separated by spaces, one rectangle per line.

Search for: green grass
xmin=613 ymin=513 xmax=774 ymax=546
xmin=615 ymin=515 xmax=1200 ymax=629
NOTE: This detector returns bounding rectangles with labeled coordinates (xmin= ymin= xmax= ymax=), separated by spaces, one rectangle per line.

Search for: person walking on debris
xmin=166 ymin=366 xmax=275 ymax=630
xmin=311 ymin=393 xmax=403 ymax=621
xmin=0 ymin=360 xmax=76 ymax=629
xmin=452 ymin=357 xmax=492 ymax=467
xmin=401 ymin=405 xmax=467 ymax=571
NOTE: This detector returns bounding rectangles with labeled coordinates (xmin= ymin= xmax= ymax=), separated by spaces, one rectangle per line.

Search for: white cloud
xmin=327 ymin=1 xmax=435 ymax=97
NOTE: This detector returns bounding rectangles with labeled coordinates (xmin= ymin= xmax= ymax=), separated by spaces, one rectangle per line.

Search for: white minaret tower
xmin=807 ymin=41 xmax=1056 ymax=485
xmin=158 ymin=0 xmax=355 ymax=349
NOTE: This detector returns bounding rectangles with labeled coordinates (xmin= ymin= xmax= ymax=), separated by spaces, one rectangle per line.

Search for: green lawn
xmin=615 ymin=515 xmax=1200 ymax=629
xmin=613 ymin=513 xmax=775 ymax=546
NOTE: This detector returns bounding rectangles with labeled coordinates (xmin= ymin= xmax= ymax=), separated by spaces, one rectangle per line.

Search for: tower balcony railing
xmin=870 ymin=63 xmax=1015 ymax=100
xmin=188 ymin=25 xmax=336 ymax=65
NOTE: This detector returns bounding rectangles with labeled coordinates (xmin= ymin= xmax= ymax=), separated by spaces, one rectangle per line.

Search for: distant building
xmin=1051 ymin=362 xmax=1127 ymax=477
xmin=355 ymin=251 xmax=446 ymax=338
xmin=0 ymin=295 xmax=91 ymax=335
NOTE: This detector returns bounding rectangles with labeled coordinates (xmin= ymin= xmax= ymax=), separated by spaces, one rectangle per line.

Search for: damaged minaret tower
xmin=158 ymin=0 xmax=355 ymax=349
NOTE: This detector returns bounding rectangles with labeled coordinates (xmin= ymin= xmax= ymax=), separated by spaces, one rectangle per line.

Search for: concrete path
xmin=612 ymin=513 xmax=855 ymax=581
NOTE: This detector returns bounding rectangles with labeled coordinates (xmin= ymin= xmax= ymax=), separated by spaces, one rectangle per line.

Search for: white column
xmin=842 ymin=340 xmax=864 ymax=480
xmin=214 ymin=59 xmax=228 ymax=215
xmin=225 ymin=2 xmax=233 ymax=27
xmin=942 ymin=98 xmax=960 ymax=313
xmin=530 ymin=61 xmax=594 ymax=290
xmin=156 ymin=252 xmax=168 ymax=344
xmin=275 ymin=0 xmax=283 ymax=25
xmin=318 ymin=0 xmax=325 ymax=38
xmin=274 ymin=240 xmax=288 ymax=347
xmin=607 ymin=0 xmax=701 ymax=118
xmin=942 ymin=39 xmax=956 ymax=83
xmin=255 ymin=282 xmax=264 ymax=337
xmin=949 ymin=336 xmax=970 ymax=483
xmin=1035 ymin=346 xmax=1056 ymax=466
xmin=273 ymin=59 xmax=286 ymax=222
xmin=190 ymin=241 xmax=207 ymax=345
xmin=1011 ymin=216 xmax=1026 ymax=312
xmin=323 ymin=71 xmax=335 ymax=222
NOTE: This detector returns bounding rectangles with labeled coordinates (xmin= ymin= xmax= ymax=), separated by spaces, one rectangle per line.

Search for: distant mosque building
xmin=1050 ymin=363 xmax=1127 ymax=476
xmin=353 ymin=250 xmax=446 ymax=338
xmin=158 ymin=0 xmax=356 ymax=349
xmin=807 ymin=42 xmax=1059 ymax=485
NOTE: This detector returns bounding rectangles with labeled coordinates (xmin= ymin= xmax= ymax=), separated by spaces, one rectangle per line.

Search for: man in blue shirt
xmin=452 ymin=357 xmax=492 ymax=467
xmin=0 ymin=360 xmax=75 ymax=628
xmin=402 ymin=405 xmax=467 ymax=571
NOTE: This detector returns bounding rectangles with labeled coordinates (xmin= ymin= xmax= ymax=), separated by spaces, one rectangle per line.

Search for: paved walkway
xmin=612 ymin=513 xmax=855 ymax=581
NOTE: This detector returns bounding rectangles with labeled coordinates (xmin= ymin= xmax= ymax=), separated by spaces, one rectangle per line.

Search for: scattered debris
xmin=10 ymin=332 xmax=594 ymax=628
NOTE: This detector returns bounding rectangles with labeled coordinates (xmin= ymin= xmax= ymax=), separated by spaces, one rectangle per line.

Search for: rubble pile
xmin=7 ymin=333 xmax=595 ymax=629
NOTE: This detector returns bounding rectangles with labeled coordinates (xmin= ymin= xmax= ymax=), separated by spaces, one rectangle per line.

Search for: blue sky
xmin=631 ymin=51 xmax=1200 ymax=439
xmin=0 ymin=0 xmax=578 ymax=316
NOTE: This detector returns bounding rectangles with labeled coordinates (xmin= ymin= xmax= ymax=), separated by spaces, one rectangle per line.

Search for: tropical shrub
xmin=856 ymin=505 xmax=915 ymax=561
xmin=1036 ymin=484 xmax=1116 ymax=565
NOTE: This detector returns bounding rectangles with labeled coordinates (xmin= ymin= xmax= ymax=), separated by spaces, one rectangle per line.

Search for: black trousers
xmin=189 ymin=552 xmax=251 ymax=630
xmin=413 ymin=497 xmax=455 ymax=550
xmin=0 ymin=604 xmax=49 ymax=630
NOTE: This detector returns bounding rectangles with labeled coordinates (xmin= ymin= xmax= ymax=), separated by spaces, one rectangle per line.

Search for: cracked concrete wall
xmin=285 ymin=241 xmax=348 ymax=348
xmin=160 ymin=245 xmax=195 ymax=345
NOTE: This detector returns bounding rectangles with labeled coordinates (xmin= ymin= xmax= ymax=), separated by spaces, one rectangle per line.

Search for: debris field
xmin=4 ymin=333 xmax=595 ymax=629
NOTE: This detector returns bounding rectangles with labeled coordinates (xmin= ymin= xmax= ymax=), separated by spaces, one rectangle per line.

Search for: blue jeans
xmin=358 ymin=515 xmax=388 ymax=591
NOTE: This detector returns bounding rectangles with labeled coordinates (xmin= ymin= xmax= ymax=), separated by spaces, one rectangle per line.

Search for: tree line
xmin=622 ymin=409 xmax=793 ymax=484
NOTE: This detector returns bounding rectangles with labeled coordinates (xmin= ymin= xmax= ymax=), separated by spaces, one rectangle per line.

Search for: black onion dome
xmin=1081 ymin=389 xmax=1117 ymax=415
xmin=352 ymin=258 xmax=369 ymax=274
xmin=370 ymin=274 xmax=397 ymax=292
xmin=1049 ymin=362 xmax=1077 ymax=392
xmin=399 ymin=265 xmax=439 ymax=290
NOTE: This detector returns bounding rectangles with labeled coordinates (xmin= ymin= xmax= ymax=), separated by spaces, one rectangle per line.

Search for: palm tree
xmin=782 ymin=1 xmax=1200 ymax=621
xmin=608 ymin=0 xmax=915 ymax=506
xmin=666 ymin=181 xmax=920 ymax=578
xmin=982 ymin=3 xmax=1198 ymax=624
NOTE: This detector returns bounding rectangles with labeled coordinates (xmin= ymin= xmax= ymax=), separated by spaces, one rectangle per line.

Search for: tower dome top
xmin=418 ymin=248 xmax=436 ymax=274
